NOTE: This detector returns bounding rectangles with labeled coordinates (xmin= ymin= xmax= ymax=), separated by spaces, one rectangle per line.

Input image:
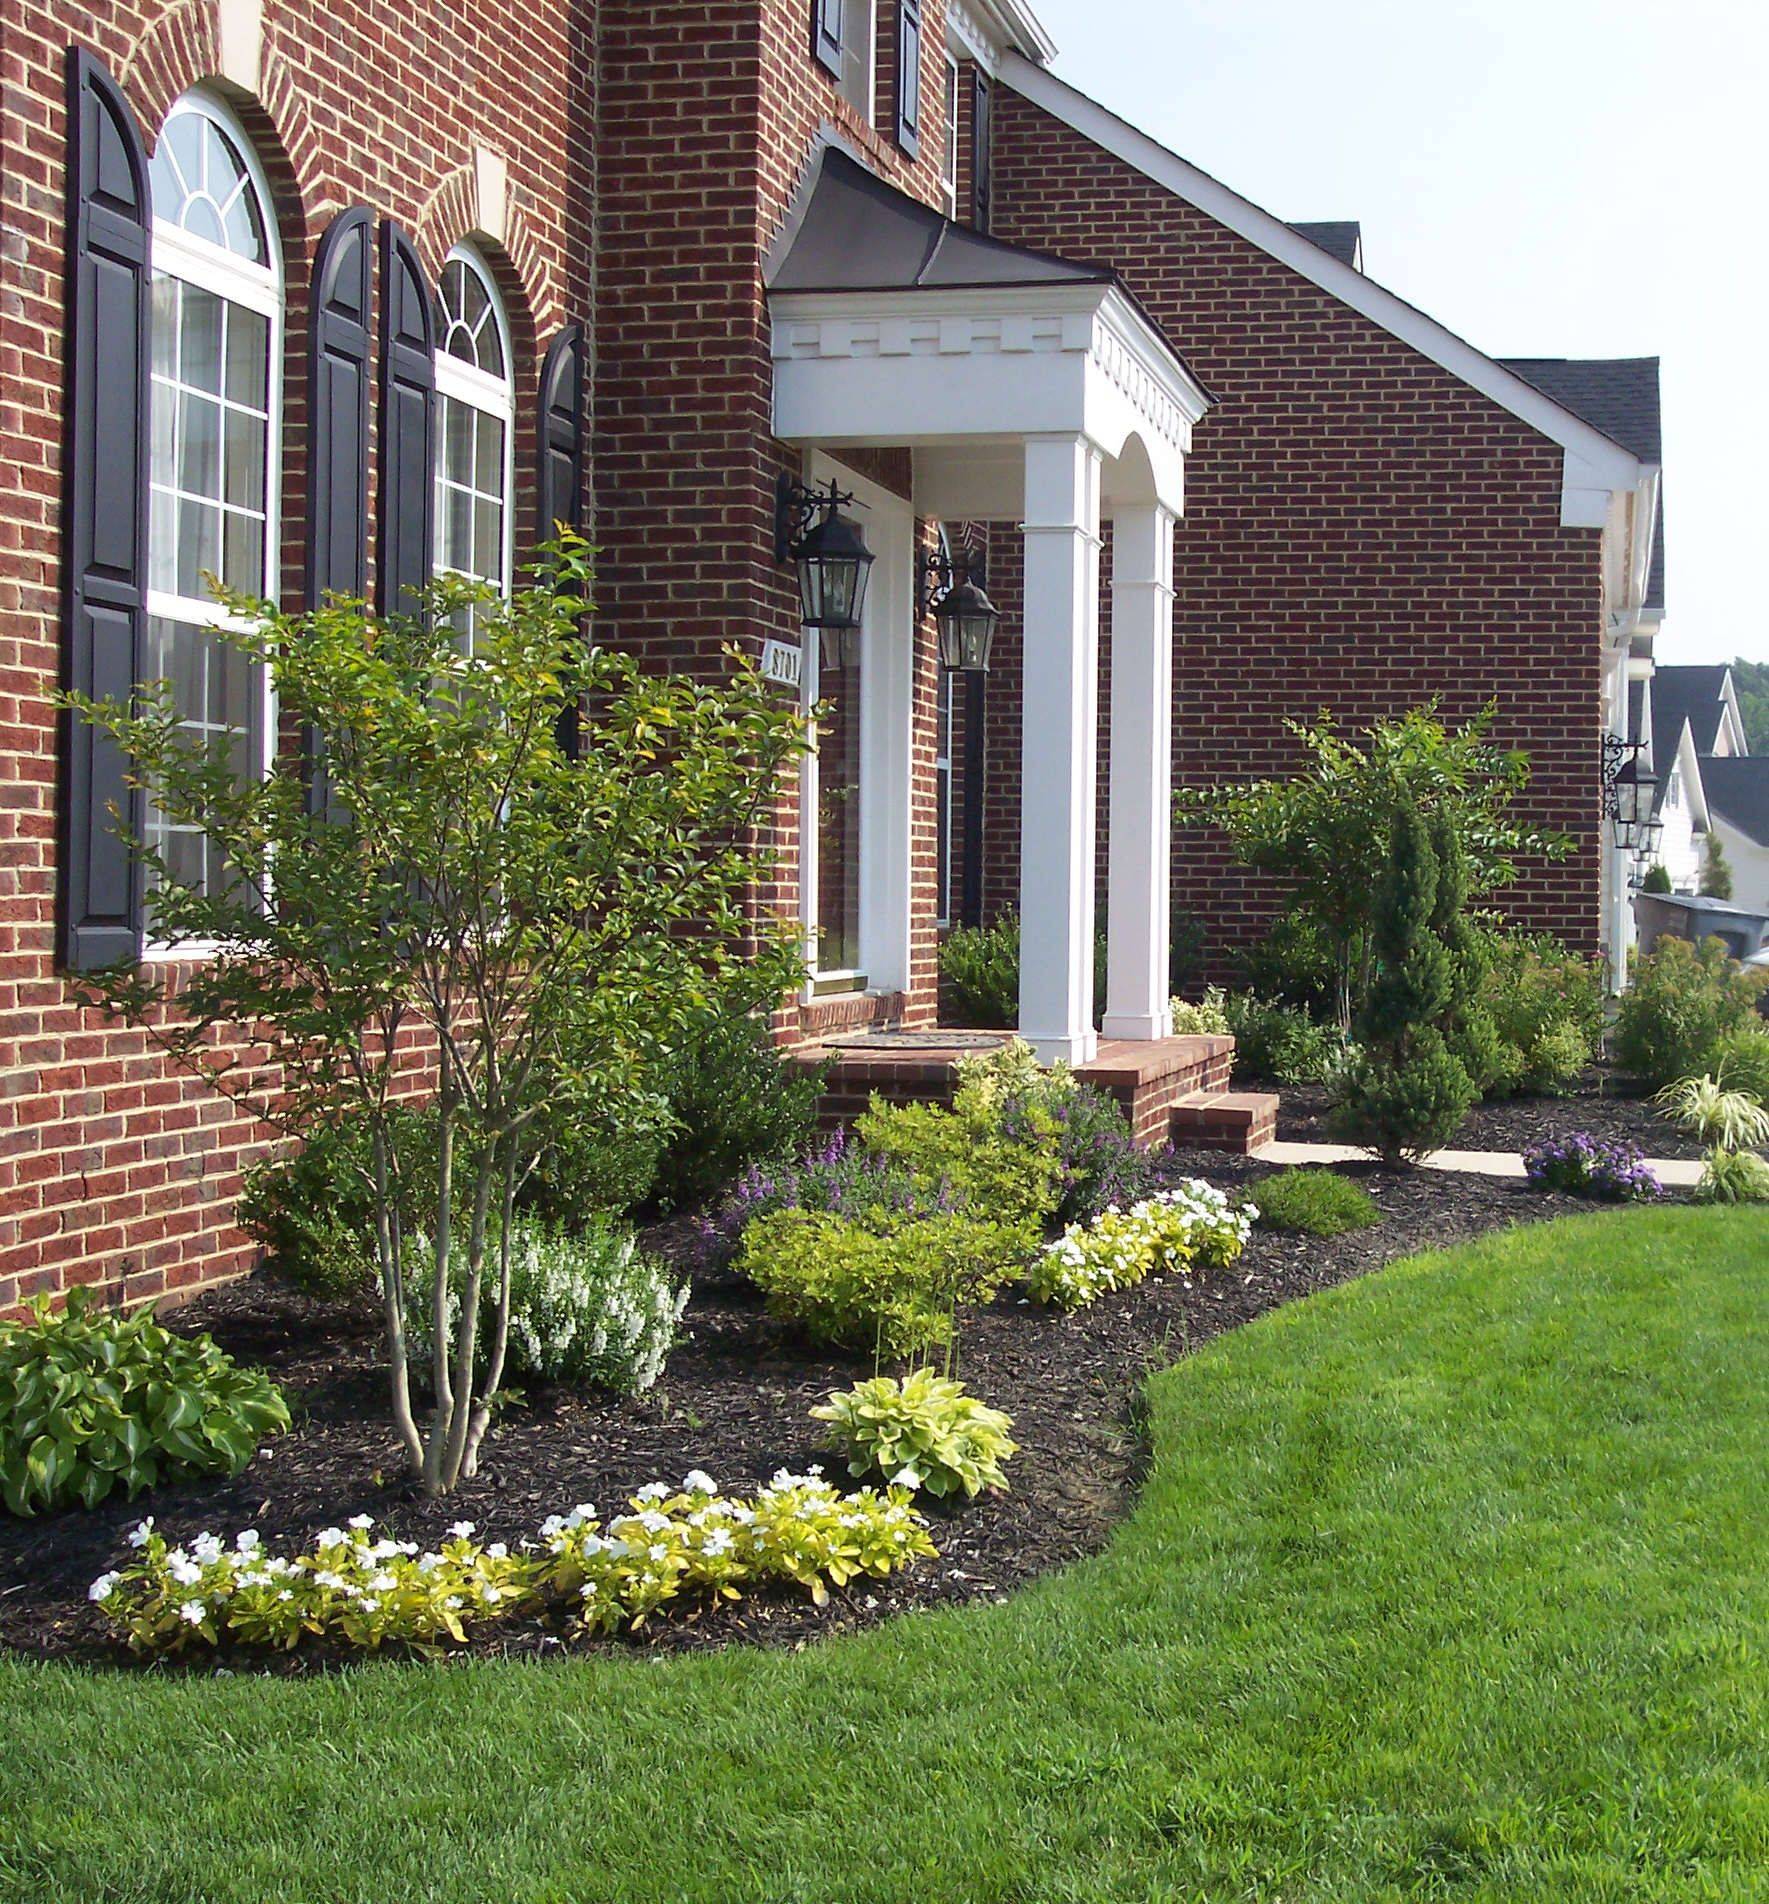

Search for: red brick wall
xmin=983 ymin=88 xmax=1606 ymax=983
xmin=0 ymin=0 xmax=590 ymax=1311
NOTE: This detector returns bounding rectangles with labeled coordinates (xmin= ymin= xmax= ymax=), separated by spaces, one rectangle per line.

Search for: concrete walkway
xmin=1253 ymin=1138 xmax=1706 ymax=1189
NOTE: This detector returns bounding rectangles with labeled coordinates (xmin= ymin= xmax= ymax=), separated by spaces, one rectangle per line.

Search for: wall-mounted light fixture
xmin=921 ymin=545 xmax=1000 ymax=673
xmin=1602 ymin=734 xmax=1652 ymax=854
xmin=775 ymin=474 xmax=874 ymax=633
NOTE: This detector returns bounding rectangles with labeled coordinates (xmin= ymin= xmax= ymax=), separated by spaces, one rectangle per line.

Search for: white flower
xmin=359 ymin=1597 xmax=380 ymax=1614
xmin=179 ymin=1601 xmax=206 ymax=1625
xmin=701 ymin=1528 xmax=733 ymax=1557
xmin=483 ymin=1585 xmax=503 ymax=1605
xmin=573 ymin=1503 xmax=595 ymax=1521
xmin=314 ymin=1570 xmax=345 ymax=1590
xmin=368 ymin=1571 xmax=397 ymax=1592
xmin=682 ymin=1470 xmax=716 ymax=1495
xmin=486 ymin=1542 xmax=508 ymax=1560
xmin=637 ymin=1510 xmax=671 ymax=1535
xmin=88 ymin=1572 xmax=121 ymax=1603
xmin=168 ymin=1557 xmax=202 ymax=1587
xmin=191 ymin=1533 xmax=223 ymax=1564
xmin=417 ymin=1552 xmax=443 ymax=1575
xmin=890 ymin=1468 xmax=923 ymax=1490
xmin=448 ymin=1520 xmax=476 ymax=1539
xmin=316 ymin=1527 xmax=345 ymax=1549
xmin=234 ymin=1530 xmax=262 ymax=1553
xmin=277 ymin=1590 xmax=293 ymax=1602
xmin=347 ymin=1514 xmax=375 ymax=1532
xmin=634 ymin=1482 xmax=671 ymax=1503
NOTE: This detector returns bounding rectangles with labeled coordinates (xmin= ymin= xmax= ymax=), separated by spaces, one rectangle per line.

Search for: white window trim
xmin=143 ymin=89 xmax=282 ymax=963
xmin=434 ymin=245 xmax=516 ymax=617
xmin=940 ymin=54 xmax=961 ymax=216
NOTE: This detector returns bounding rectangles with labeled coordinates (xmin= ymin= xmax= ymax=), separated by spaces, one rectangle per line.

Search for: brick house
xmin=1 ymin=0 xmax=1662 ymax=1309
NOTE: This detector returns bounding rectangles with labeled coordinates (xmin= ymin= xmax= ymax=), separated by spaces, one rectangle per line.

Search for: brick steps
xmin=1169 ymin=1088 xmax=1279 ymax=1154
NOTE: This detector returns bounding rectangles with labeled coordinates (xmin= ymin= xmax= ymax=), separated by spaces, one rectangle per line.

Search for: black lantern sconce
xmin=775 ymin=475 xmax=875 ymax=639
xmin=921 ymin=546 xmax=1001 ymax=673
xmin=1601 ymin=734 xmax=1652 ymax=854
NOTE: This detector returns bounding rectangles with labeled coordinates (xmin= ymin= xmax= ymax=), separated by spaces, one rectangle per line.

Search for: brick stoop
xmin=1169 ymin=1089 xmax=1280 ymax=1154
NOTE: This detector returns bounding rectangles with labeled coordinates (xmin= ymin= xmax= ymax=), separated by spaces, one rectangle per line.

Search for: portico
xmin=768 ymin=148 xmax=1211 ymax=1065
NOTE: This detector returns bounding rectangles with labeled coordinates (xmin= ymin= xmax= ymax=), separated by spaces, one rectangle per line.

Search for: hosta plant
xmin=1653 ymin=1074 xmax=1769 ymax=1152
xmin=90 ymin=1515 xmax=535 ymax=1655
xmin=1029 ymin=1180 xmax=1254 ymax=1311
xmin=813 ymin=1369 xmax=1018 ymax=1499
xmin=536 ymin=1471 xmax=935 ymax=1630
xmin=0 ymin=1289 xmax=288 ymax=1516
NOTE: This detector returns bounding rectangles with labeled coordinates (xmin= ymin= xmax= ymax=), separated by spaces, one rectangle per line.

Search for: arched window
xmin=145 ymin=91 xmax=280 ymax=923
xmin=433 ymin=247 xmax=513 ymax=647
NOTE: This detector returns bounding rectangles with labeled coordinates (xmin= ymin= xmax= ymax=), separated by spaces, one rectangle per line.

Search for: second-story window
xmin=813 ymin=1 xmax=877 ymax=124
xmin=941 ymin=56 xmax=960 ymax=213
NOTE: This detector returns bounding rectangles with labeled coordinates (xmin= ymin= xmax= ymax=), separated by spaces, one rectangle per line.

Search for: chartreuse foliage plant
xmin=1653 ymin=1074 xmax=1769 ymax=1152
xmin=5 ymin=1211 xmax=1764 ymax=1900
xmin=1029 ymin=1181 xmax=1253 ymax=1311
xmin=1711 ymin=1024 xmax=1769 ymax=1105
xmin=1252 ymin=1167 xmax=1380 ymax=1236
xmin=0 ymin=1290 xmax=288 ymax=1516
xmin=812 ymin=1369 xmax=1018 ymax=1499
xmin=91 ymin=1478 xmax=937 ymax=1655
xmin=59 ymin=538 xmax=807 ymax=1495
xmin=535 ymin=1473 xmax=934 ymax=1628
xmin=739 ymin=1209 xmax=1030 ymax=1358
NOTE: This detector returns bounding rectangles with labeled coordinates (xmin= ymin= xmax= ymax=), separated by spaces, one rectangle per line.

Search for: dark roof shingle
xmin=1499 ymin=356 xmax=1664 ymax=614
xmin=1287 ymin=221 xmax=1362 ymax=269
xmin=1651 ymin=664 xmax=1732 ymax=775
xmin=1700 ymin=756 xmax=1769 ymax=848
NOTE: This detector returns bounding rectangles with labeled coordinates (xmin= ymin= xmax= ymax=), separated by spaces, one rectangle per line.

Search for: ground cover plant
xmin=1251 ymin=1166 xmax=1380 ymax=1236
xmin=1029 ymin=1180 xmax=1253 ymax=1310
xmin=2 ymin=1208 xmax=1761 ymax=1901
xmin=61 ymin=538 xmax=807 ymax=1494
xmin=0 ymin=1291 xmax=288 ymax=1516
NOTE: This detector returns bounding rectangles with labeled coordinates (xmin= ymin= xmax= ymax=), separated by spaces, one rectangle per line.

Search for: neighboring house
xmin=1631 ymin=664 xmax=1767 ymax=916
xmin=1 ymin=0 xmax=1664 ymax=1309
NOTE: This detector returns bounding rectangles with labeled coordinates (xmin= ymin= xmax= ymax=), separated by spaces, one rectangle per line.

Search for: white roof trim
xmin=999 ymin=53 xmax=1645 ymax=527
xmin=946 ymin=1 xmax=1058 ymax=72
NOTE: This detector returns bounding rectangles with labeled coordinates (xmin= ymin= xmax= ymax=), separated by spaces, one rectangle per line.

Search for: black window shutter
xmin=536 ymin=324 xmax=588 ymax=756
xmin=971 ymin=69 xmax=993 ymax=232
xmin=375 ymin=221 xmax=434 ymax=617
xmin=896 ymin=0 xmax=923 ymax=157
xmin=59 ymin=48 xmax=151 ymax=971
xmin=812 ymin=0 xmax=843 ymax=77
xmin=536 ymin=323 xmax=586 ymax=547
xmin=306 ymin=207 xmax=373 ymax=606
xmin=304 ymin=207 xmax=373 ymax=813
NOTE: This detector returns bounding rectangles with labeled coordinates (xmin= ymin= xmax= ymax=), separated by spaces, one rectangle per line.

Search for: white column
xmin=1102 ymin=503 xmax=1177 ymax=1041
xmin=1018 ymin=435 xmax=1103 ymax=1065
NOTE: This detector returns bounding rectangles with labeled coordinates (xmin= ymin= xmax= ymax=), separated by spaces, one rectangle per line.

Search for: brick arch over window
xmin=119 ymin=5 xmax=322 ymax=236
xmin=412 ymin=172 xmax=562 ymax=343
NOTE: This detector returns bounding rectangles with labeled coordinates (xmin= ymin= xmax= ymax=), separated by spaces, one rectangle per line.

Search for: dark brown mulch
xmin=1275 ymin=1073 xmax=1705 ymax=1160
xmin=0 ymin=1157 xmax=1634 ymax=1672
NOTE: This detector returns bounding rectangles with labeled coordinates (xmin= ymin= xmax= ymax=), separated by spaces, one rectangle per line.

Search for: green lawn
xmin=3 ymin=1207 xmax=1764 ymax=1902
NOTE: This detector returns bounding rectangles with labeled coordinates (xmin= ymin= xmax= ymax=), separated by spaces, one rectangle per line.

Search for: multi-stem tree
xmin=62 ymin=538 xmax=808 ymax=1493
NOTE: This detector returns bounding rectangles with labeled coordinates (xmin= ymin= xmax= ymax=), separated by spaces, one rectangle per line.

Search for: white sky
xmin=1022 ymin=0 xmax=1768 ymax=664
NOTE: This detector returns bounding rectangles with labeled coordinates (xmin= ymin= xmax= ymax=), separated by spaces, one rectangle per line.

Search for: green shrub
xmin=521 ymin=1095 xmax=672 ymax=1224
xmin=1695 ymin=1146 xmax=1769 ymax=1204
xmin=1713 ymin=1025 xmax=1769 ymax=1103
xmin=406 ymin=1216 xmax=687 ymax=1395
xmin=650 ymin=1011 xmax=823 ymax=1213
xmin=813 ymin=1368 xmax=1018 ymax=1498
xmin=739 ymin=1208 xmax=1031 ymax=1358
xmin=1169 ymin=985 xmax=1232 ymax=1037
xmin=1222 ymin=993 xmax=1350 ymax=1085
xmin=1613 ymin=937 xmax=1766 ymax=1088
xmin=238 ymin=1115 xmax=389 ymax=1295
xmin=0 ymin=1289 xmax=289 ymax=1515
xmin=939 ymin=919 xmax=1021 ymax=1028
xmin=1481 ymin=931 xmax=1604 ymax=1097
xmin=1640 ymin=863 xmax=1672 ymax=895
xmin=1235 ymin=914 xmax=1344 ymax=1017
xmin=1252 ymin=1167 xmax=1380 ymax=1236
xmin=1332 ymin=1031 xmax=1474 ymax=1166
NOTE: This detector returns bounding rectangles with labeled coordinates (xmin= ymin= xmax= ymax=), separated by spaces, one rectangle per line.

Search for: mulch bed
xmin=0 ymin=1140 xmax=1658 ymax=1673
xmin=1274 ymin=1069 xmax=1705 ymax=1160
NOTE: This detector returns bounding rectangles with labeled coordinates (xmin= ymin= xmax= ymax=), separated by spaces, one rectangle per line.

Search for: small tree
xmin=1700 ymin=833 xmax=1734 ymax=901
xmin=1430 ymin=808 xmax=1504 ymax=1094
xmin=60 ymin=540 xmax=807 ymax=1493
xmin=1641 ymin=863 xmax=1673 ymax=895
xmin=1175 ymin=704 xmax=1567 ymax=1028
xmin=1331 ymin=800 xmax=1475 ymax=1164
